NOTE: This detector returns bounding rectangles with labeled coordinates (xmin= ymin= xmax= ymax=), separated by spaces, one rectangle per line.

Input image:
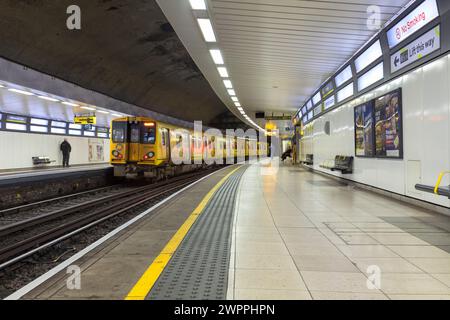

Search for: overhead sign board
xmin=391 ymin=25 xmax=440 ymax=73
xmin=74 ymin=116 xmax=97 ymax=125
xmin=387 ymin=0 xmax=439 ymax=49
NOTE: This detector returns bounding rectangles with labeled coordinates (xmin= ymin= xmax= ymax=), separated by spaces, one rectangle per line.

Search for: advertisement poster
xmin=354 ymin=102 xmax=374 ymax=157
xmin=89 ymin=139 xmax=105 ymax=162
xmin=374 ymin=89 xmax=403 ymax=158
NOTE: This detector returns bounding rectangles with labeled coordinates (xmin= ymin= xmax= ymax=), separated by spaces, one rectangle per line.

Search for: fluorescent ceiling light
xmin=38 ymin=96 xmax=59 ymax=102
xmin=223 ymin=80 xmax=233 ymax=89
xmin=112 ymin=113 xmax=123 ymax=117
xmin=197 ymin=19 xmax=216 ymax=42
xmin=237 ymin=107 xmax=243 ymax=111
xmin=240 ymin=110 xmax=246 ymax=115
xmin=189 ymin=0 xmax=206 ymax=10
xmin=231 ymin=97 xmax=239 ymax=102
xmin=80 ymin=106 xmax=96 ymax=111
xmin=0 ymin=84 xmax=4 ymax=88
xmin=234 ymin=102 xmax=241 ymax=107
xmin=62 ymin=101 xmax=79 ymax=107
xmin=97 ymin=110 xmax=110 ymax=114
xmin=8 ymin=88 xmax=34 ymax=96
xmin=228 ymin=89 xmax=236 ymax=96
xmin=218 ymin=67 xmax=229 ymax=78
xmin=210 ymin=50 xmax=224 ymax=65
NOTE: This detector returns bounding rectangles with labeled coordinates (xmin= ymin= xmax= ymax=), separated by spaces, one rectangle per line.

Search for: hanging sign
xmin=391 ymin=25 xmax=440 ymax=73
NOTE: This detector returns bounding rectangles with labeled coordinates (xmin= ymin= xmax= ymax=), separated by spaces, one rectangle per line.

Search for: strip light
xmin=228 ymin=89 xmax=236 ymax=96
xmin=80 ymin=106 xmax=96 ymax=111
xmin=189 ymin=0 xmax=206 ymax=10
xmin=234 ymin=102 xmax=241 ymax=107
xmin=97 ymin=110 xmax=110 ymax=114
xmin=8 ymin=88 xmax=34 ymax=96
xmin=38 ymin=96 xmax=59 ymax=102
xmin=62 ymin=102 xmax=79 ymax=107
xmin=223 ymin=80 xmax=233 ymax=89
xmin=231 ymin=97 xmax=239 ymax=102
xmin=210 ymin=50 xmax=224 ymax=65
xmin=197 ymin=19 xmax=216 ymax=42
xmin=218 ymin=67 xmax=229 ymax=78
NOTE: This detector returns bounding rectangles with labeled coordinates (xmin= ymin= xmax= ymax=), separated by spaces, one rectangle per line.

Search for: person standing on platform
xmin=60 ymin=138 xmax=72 ymax=168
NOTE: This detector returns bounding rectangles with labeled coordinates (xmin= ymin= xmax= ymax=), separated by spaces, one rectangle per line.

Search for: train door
xmin=158 ymin=127 xmax=170 ymax=161
xmin=128 ymin=122 xmax=141 ymax=162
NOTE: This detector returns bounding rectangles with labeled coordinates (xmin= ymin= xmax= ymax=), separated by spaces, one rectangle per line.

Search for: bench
xmin=329 ymin=155 xmax=353 ymax=174
xmin=320 ymin=159 xmax=335 ymax=170
xmin=32 ymin=156 xmax=54 ymax=166
xmin=301 ymin=154 xmax=314 ymax=166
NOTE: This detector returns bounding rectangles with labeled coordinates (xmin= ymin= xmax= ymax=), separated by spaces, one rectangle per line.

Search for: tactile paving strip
xmin=147 ymin=166 xmax=247 ymax=300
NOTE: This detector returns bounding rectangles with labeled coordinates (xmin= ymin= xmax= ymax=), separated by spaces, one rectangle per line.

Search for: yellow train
xmin=110 ymin=117 xmax=268 ymax=177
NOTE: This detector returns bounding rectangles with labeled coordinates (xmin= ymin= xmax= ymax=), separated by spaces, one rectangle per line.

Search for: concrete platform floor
xmin=227 ymin=164 xmax=450 ymax=300
xmin=22 ymin=166 xmax=238 ymax=300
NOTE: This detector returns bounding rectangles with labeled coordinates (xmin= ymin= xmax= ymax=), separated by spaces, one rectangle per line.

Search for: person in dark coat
xmin=60 ymin=138 xmax=72 ymax=167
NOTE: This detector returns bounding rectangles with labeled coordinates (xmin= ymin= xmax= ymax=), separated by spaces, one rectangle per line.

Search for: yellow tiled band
xmin=125 ymin=166 xmax=241 ymax=300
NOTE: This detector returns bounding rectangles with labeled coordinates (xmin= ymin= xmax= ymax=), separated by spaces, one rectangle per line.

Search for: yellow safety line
xmin=434 ymin=171 xmax=450 ymax=194
xmin=125 ymin=166 xmax=241 ymax=300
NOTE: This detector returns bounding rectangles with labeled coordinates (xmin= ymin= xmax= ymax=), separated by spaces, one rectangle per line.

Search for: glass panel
xmin=6 ymin=123 xmax=26 ymax=131
xmin=358 ymin=63 xmax=384 ymax=91
xmin=69 ymin=130 xmax=82 ymax=136
xmin=112 ymin=122 xmax=126 ymax=143
xmin=335 ymin=65 xmax=353 ymax=87
xmin=30 ymin=125 xmax=48 ymax=133
xmin=6 ymin=115 xmax=27 ymax=124
xmin=30 ymin=118 xmax=49 ymax=126
xmin=337 ymin=83 xmax=354 ymax=102
xmin=84 ymin=131 xmax=95 ymax=137
xmin=51 ymin=121 xmax=67 ymax=128
xmin=312 ymin=92 xmax=321 ymax=105
xmin=51 ymin=127 xmax=66 ymax=134
xmin=130 ymin=126 xmax=140 ymax=143
xmin=142 ymin=127 xmax=156 ymax=144
xmin=324 ymin=96 xmax=335 ymax=110
xmin=355 ymin=40 xmax=382 ymax=73
xmin=69 ymin=123 xmax=82 ymax=130
xmin=97 ymin=133 xmax=108 ymax=138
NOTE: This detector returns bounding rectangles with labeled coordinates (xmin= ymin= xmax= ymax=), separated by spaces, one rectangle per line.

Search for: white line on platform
xmin=4 ymin=165 xmax=233 ymax=300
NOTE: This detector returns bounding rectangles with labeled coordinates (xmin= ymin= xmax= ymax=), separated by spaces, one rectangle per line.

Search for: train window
xmin=130 ymin=126 xmax=140 ymax=143
xmin=112 ymin=122 xmax=127 ymax=143
xmin=142 ymin=127 xmax=156 ymax=144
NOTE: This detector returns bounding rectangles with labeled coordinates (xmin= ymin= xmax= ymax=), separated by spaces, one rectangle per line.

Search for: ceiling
xmin=158 ymin=0 xmax=412 ymax=120
xmin=0 ymin=0 xmax=229 ymax=125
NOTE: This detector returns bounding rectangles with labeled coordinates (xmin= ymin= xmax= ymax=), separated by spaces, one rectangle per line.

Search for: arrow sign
xmin=391 ymin=25 xmax=440 ymax=73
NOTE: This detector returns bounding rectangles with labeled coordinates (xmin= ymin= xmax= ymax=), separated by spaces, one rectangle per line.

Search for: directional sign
xmin=391 ymin=25 xmax=440 ymax=74
xmin=74 ymin=116 xmax=97 ymax=125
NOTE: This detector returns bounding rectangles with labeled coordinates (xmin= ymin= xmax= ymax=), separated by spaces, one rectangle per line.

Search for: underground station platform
xmin=1 ymin=0 xmax=450 ymax=315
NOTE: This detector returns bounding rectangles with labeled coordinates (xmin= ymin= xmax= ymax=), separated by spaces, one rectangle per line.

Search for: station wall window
xmin=69 ymin=123 xmax=82 ymax=130
xmin=30 ymin=118 xmax=49 ymax=126
xmin=335 ymin=65 xmax=353 ymax=87
xmin=6 ymin=123 xmax=27 ymax=131
xmin=30 ymin=125 xmax=48 ymax=133
xmin=355 ymin=40 xmax=382 ymax=73
xmin=51 ymin=127 xmax=66 ymax=135
xmin=69 ymin=130 xmax=82 ymax=136
xmin=51 ymin=121 xmax=67 ymax=128
xmin=312 ymin=92 xmax=321 ymax=105
xmin=358 ymin=63 xmax=384 ymax=91
xmin=337 ymin=83 xmax=354 ymax=102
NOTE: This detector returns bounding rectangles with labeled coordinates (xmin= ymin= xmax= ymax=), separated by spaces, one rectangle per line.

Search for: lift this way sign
xmin=391 ymin=25 xmax=440 ymax=73
xmin=74 ymin=116 xmax=97 ymax=125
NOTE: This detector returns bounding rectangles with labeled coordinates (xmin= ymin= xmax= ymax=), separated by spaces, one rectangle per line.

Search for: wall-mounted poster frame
xmin=354 ymin=101 xmax=375 ymax=158
xmin=354 ymin=88 xmax=403 ymax=159
xmin=374 ymin=88 xmax=403 ymax=159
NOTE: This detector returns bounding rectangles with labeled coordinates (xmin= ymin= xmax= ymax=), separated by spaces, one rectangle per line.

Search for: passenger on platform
xmin=60 ymin=139 xmax=72 ymax=168
xmin=281 ymin=148 xmax=292 ymax=162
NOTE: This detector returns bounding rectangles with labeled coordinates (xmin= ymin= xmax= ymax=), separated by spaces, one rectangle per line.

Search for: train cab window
xmin=142 ymin=123 xmax=156 ymax=144
xmin=130 ymin=125 xmax=140 ymax=143
xmin=112 ymin=122 xmax=127 ymax=143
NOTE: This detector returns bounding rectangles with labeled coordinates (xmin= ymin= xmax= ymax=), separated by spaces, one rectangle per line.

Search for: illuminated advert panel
xmin=386 ymin=0 xmax=439 ymax=49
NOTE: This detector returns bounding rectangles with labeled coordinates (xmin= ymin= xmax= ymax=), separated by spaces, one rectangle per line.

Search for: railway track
xmin=0 ymin=168 xmax=221 ymax=270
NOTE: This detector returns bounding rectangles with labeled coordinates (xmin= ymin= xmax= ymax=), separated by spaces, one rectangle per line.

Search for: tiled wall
xmin=301 ymin=54 xmax=450 ymax=208
xmin=0 ymin=131 xmax=110 ymax=170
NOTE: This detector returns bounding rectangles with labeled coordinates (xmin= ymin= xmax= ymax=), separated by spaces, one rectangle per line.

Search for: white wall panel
xmin=0 ymin=131 xmax=110 ymax=170
xmin=303 ymin=53 xmax=450 ymax=208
